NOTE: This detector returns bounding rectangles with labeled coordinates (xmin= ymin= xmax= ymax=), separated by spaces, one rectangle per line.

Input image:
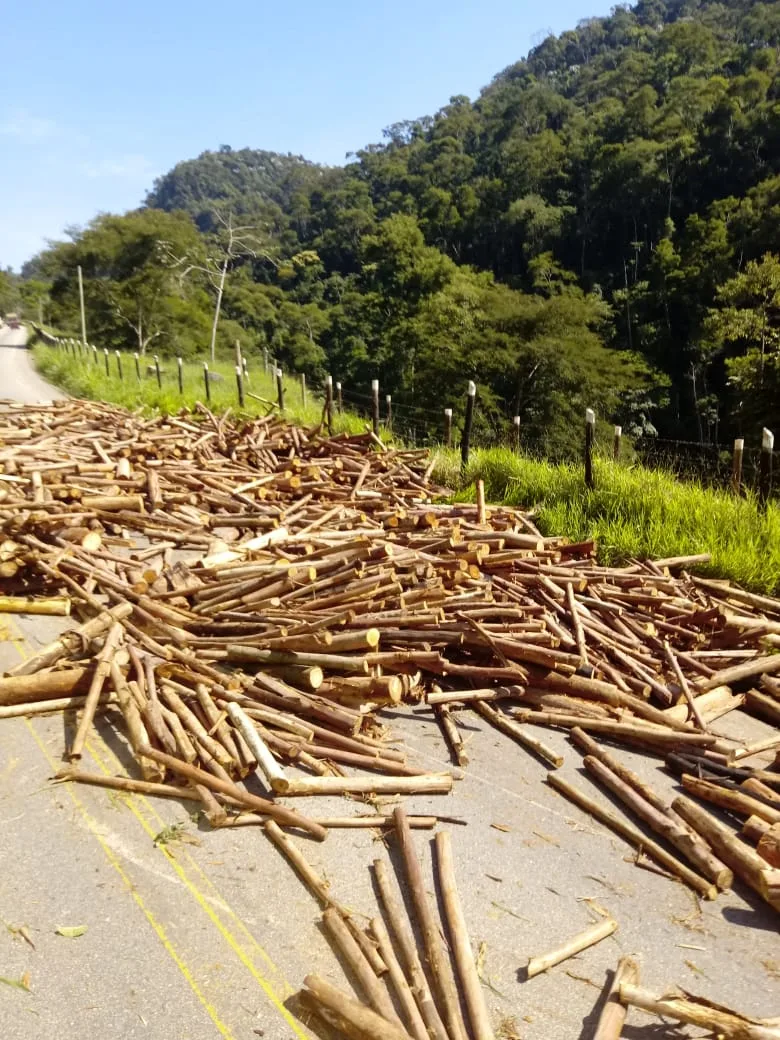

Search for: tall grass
xmin=432 ymin=447 xmax=780 ymax=594
xmin=32 ymin=344 xmax=366 ymax=434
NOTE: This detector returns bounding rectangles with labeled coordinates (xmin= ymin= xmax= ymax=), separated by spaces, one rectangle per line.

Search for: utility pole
xmin=77 ymin=265 xmax=87 ymax=346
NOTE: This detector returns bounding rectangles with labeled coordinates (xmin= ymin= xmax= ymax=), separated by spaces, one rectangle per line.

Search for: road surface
xmin=0 ymin=323 xmax=66 ymax=403
xmin=1 ymin=350 xmax=778 ymax=1040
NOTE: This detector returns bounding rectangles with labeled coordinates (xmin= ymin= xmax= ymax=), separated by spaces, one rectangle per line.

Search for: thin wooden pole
xmin=325 ymin=375 xmax=334 ymax=434
xmin=263 ymin=346 xmax=268 ymax=373
xmin=77 ymin=264 xmax=87 ymax=346
xmin=300 ymin=372 xmax=307 ymax=408
xmin=177 ymin=356 xmax=184 ymax=395
xmin=613 ymin=425 xmax=622 ymax=462
xmin=513 ymin=415 xmax=521 ymax=452
xmin=115 ymin=351 xmax=123 ymax=382
xmin=134 ymin=352 xmax=141 ymax=382
xmin=236 ymin=365 xmax=245 ymax=408
xmin=103 ymin=348 xmax=110 ymax=377
xmin=759 ymin=428 xmax=773 ymax=505
xmin=386 ymin=394 xmax=392 ymax=432
xmin=732 ymin=438 xmax=744 ymax=494
xmin=435 ymin=831 xmax=494 ymax=1040
xmin=461 ymin=381 xmax=476 ymax=467
xmin=585 ymin=408 xmax=596 ymax=489
xmin=276 ymin=367 xmax=284 ymax=412
xmin=336 ymin=381 xmax=343 ymax=414
xmin=371 ymin=380 xmax=380 ymax=436
xmin=203 ymin=362 xmax=211 ymax=403
xmin=444 ymin=408 xmax=453 ymax=449
xmin=154 ymin=355 xmax=161 ymax=388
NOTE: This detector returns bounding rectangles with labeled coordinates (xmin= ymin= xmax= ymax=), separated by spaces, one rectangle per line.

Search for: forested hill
xmin=26 ymin=0 xmax=780 ymax=454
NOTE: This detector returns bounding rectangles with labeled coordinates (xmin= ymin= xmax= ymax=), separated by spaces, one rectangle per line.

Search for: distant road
xmin=0 ymin=323 xmax=66 ymax=402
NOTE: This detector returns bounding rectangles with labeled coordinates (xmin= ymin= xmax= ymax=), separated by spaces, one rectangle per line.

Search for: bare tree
xmin=165 ymin=211 xmax=274 ymax=361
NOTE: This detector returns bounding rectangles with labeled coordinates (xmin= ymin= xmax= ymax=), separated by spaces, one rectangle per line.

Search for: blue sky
xmin=1 ymin=0 xmax=611 ymax=270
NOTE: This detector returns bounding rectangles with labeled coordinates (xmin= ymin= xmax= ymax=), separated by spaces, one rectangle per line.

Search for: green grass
xmin=32 ymin=343 xmax=367 ymax=435
xmin=32 ymin=340 xmax=780 ymax=594
xmin=432 ymin=447 xmax=780 ymax=594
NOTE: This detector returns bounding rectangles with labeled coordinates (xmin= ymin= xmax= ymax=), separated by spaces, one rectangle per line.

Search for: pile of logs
xmin=1 ymin=398 xmax=780 ymax=1031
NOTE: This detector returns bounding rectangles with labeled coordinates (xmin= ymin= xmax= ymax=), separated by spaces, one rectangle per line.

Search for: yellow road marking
xmin=7 ymin=617 xmax=309 ymax=1040
xmin=24 ymin=720 xmax=236 ymax=1040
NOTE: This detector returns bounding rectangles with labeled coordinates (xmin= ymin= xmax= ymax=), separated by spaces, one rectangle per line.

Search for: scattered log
xmin=526 ymin=917 xmax=617 ymax=978
xmin=592 ymin=955 xmax=640 ymax=1040
xmin=619 ymin=982 xmax=780 ymax=1039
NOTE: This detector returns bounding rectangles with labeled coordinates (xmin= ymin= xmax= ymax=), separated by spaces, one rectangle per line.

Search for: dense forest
xmin=12 ymin=0 xmax=780 ymax=454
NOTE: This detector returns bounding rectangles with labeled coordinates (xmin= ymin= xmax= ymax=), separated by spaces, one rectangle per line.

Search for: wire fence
xmin=38 ymin=328 xmax=778 ymax=499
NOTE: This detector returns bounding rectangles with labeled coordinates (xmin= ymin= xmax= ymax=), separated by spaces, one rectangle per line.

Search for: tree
xmin=704 ymin=253 xmax=780 ymax=430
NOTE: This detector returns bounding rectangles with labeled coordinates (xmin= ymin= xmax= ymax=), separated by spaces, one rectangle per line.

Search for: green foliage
xmin=21 ymin=0 xmax=780 ymax=455
xmin=432 ymin=446 xmax=780 ymax=594
xmin=0 ymin=268 xmax=19 ymax=315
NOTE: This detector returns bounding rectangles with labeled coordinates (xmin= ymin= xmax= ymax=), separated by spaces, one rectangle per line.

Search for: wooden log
xmin=5 ymin=602 xmax=132 ymax=677
xmin=546 ymin=774 xmax=717 ymax=900
xmin=54 ymin=768 xmax=198 ymax=801
xmin=302 ymin=975 xmax=415 ymax=1040
xmin=368 ymin=917 xmax=429 ymax=1040
xmin=681 ymin=774 xmax=780 ymax=826
xmin=475 ymin=701 xmax=563 ymax=768
xmin=392 ymin=806 xmax=469 ymax=1040
xmin=435 ymin=831 xmax=494 ymax=1040
xmin=434 ymin=703 xmax=469 ymax=766
xmin=0 ymin=666 xmax=94 ymax=706
xmin=583 ymin=756 xmax=733 ymax=889
xmin=592 ymin=955 xmax=639 ymax=1040
xmin=372 ymin=859 xmax=449 ymax=1040
xmin=0 ymin=595 xmax=71 ymax=616
xmin=570 ymin=727 xmax=667 ymax=813
xmin=696 ymin=654 xmax=780 ymax=692
xmin=110 ymin=661 xmax=162 ymax=782
xmin=322 ymin=908 xmax=401 ymax=1026
xmin=272 ymin=774 xmax=453 ymax=797
xmin=664 ymin=686 xmax=743 ymax=726
xmin=672 ymin=796 xmax=780 ymax=912
xmin=225 ymin=702 xmax=287 ymax=788
xmin=527 ymin=917 xmax=617 ymax=978
xmin=70 ymin=621 xmax=124 ymax=760
xmin=618 ymin=983 xmax=780 ymax=1039
xmin=137 ymin=745 xmax=328 ymax=841
xmin=745 ymin=689 xmax=780 ymax=727
xmin=0 ymin=691 xmax=118 ymax=719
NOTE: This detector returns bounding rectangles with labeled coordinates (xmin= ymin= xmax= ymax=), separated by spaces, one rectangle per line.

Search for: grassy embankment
xmin=33 ymin=341 xmax=780 ymax=594
xmin=32 ymin=342 xmax=365 ymax=434
xmin=432 ymin=447 xmax=780 ymax=595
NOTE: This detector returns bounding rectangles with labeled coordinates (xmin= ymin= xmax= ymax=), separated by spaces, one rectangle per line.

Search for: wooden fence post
xmin=759 ymin=428 xmax=774 ymax=505
xmin=276 ymin=367 xmax=284 ymax=412
xmin=613 ymin=425 xmax=622 ymax=462
xmin=731 ymin=438 xmax=744 ymax=495
xmin=584 ymin=408 xmax=596 ymax=490
xmin=115 ymin=351 xmax=123 ymax=382
xmin=513 ymin=415 xmax=521 ymax=453
xmin=385 ymin=394 xmax=392 ymax=432
xmin=103 ymin=349 xmax=110 ymax=377
xmin=476 ymin=479 xmax=486 ymax=524
xmin=134 ymin=352 xmax=141 ymax=383
xmin=300 ymin=372 xmax=307 ymax=408
xmin=153 ymin=355 xmax=161 ymax=389
xmin=263 ymin=347 xmax=268 ymax=374
xmin=92 ymin=345 xmax=98 ymax=365
xmin=336 ymin=381 xmax=343 ymax=414
xmin=242 ymin=357 xmax=250 ymax=386
xmin=461 ymin=381 xmax=476 ymax=467
xmin=177 ymin=356 xmax=184 ymax=395
xmin=371 ymin=380 xmax=380 ymax=436
xmin=235 ymin=364 xmax=245 ymax=408
xmin=234 ymin=340 xmax=242 ymax=371
xmin=444 ymin=408 xmax=453 ymax=449
xmin=325 ymin=376 xmax=334 ymax=434
xmin=203 ymin=362 xmax=211 ymax=403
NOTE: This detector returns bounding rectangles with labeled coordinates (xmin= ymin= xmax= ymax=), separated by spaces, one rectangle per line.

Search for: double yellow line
xmin=7 ymin=618 xmax=309 ymax=1040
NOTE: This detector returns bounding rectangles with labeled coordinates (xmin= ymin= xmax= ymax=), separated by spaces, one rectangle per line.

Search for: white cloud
xmin=0 ymin=110 xmax=58 ymax=141
xmin=83 ymin=155 xmax=154 ymax=179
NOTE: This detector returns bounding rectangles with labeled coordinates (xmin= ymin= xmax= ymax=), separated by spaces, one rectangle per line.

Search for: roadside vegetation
xmin=32 ymin=342 xmax=365 ymax=434
xmin=433 ymin=447 xmax=780 ymax=595
xmin=33 ymin=341 xmax=780 ymax=594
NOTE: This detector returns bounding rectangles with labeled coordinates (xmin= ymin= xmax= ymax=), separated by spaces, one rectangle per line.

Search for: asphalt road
xmin=1 ymin=354 xmax=778 ymax=1040
xmin=0 ymin=323 xmax=66 ymax=403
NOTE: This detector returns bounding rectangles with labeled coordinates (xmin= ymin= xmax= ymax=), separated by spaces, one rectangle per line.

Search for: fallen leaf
xmin=0 ymin=974 xmax=30 ymax=992
xmin=56 ymin=925 xmax=88 ymax=938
